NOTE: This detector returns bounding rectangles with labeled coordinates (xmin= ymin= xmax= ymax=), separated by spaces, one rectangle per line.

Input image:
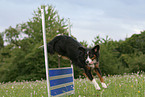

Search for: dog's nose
xmin=86 ymin=61 xmax=89 ymax=64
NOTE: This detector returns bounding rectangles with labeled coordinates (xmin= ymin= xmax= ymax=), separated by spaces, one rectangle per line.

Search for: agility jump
xmin=41 ymin=6 xmax=107 ymax=97
xmin=41 ymin=8 xmax=75 ymax=97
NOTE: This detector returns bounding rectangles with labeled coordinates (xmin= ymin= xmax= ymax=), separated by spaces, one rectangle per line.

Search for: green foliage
xmin=0 ymin=5 xmax=69 ymax=82
xmin=4 ymin=26 xmax=20 ymax=46
xmin=0 ymin=33 xmax=4 ymax=49
xmin=93 ymin=36 xmax=124 ymax=75
xmin=127 ymin=53 xmax=145 ymax=72
xmin=80 ymin=40 xmax=88 ymax=47
xmin=93 ymin=31 xmax=145 ymax=75
xmin=115 ymin=31 xmax=145 ymax=73
xmin=1 ymin=4 xmax=145 ymax=82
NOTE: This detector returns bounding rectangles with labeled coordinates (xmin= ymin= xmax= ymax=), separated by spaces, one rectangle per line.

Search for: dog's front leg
xmin=83 ymin=66 xmax=101 ymax=90
xmin=94 ymin=63 xmax=107 ymax=89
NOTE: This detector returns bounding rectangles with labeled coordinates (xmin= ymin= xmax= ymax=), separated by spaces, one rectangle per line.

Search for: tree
xmin=93 ymin=36 xmax=125 ymax=75
xmin=4 ymin=26 xmax=20 ymax=46
xmin=0 ymin=33 xmax=4 ymax=49
xmin=0 ymin=5 xmax=70 ymax=82
xmin=21 ymin=5 xmax=68 ymax=43
xmin=127 ymin=31 xmax=145 ymax=54
xmin=115 ymin=31 xmax=145 ymax=72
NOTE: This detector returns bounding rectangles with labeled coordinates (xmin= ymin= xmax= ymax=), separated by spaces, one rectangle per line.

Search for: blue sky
xmin=0 ymin=0 xmax=145 ymax=45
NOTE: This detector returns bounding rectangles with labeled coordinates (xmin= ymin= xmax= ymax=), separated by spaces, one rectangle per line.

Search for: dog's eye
xmin=89 ymin=53 xmax=93 ymax=58
xmin=91 ymin=54 xmax=96 ymax=60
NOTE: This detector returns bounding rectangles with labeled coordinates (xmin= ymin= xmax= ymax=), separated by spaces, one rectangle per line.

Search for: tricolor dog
xmin=47 ymin=35 xmax=107 ymax=90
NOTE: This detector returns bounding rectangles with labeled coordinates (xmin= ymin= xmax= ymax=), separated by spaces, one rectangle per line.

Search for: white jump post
xmin=68 ymin=18 xmax=71 ymax=36
xmin=68 ymin=18 xmax=73 ymax=67
xmin=41 ymin=7 xmax=51 ymax=97
xmin=68 ymin=18 xmax=75 ymax=93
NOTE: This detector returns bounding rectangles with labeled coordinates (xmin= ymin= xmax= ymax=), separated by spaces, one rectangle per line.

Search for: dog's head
xmin=78 ymin=45 xmax=100 ymax=65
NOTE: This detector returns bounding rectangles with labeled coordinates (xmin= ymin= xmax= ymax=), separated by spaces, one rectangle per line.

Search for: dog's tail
xmin=38 ymin=44 xmax=54 ymax=54
xmin=47 ymin=44 xmax=55 ymax=54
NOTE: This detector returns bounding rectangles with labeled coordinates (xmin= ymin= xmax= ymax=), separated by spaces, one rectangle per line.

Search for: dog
xmin=47 ymin=35 xmax=107 ymax=90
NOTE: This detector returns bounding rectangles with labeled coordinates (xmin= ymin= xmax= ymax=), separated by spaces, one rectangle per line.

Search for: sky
xmin=0 ymin=0 xmax=145 ymax=45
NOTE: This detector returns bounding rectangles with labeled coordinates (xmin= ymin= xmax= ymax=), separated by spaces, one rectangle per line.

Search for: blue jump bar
xmin=49 ymin=68 xmax=72 ymax=77
xmin=51 ymin=85 xmax=74 ymax=96
xmin=50 ymin=77 xmax=73 ymax=87
xmin=49 ymin=67 xmax=74 ymax=96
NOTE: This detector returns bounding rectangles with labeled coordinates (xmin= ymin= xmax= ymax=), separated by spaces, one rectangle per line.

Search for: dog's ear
xmin=92 ymin=45 xmax=100 ymax=53
xmin=78 ymin=47 xmax=85 ymax=53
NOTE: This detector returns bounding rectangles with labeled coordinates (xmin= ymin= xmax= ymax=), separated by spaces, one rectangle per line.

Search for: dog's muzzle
xmin=86 ymin=60 xmax=98 ymax=68
xmin=86 ymin=57 xmax=97 ymax=64
xmin=85 ymin=54 xmax=97 ymax=64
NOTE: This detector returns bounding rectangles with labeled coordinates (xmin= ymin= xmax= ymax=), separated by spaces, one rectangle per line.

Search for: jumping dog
xmin=47 ymin=35 xmax=107 ymax=90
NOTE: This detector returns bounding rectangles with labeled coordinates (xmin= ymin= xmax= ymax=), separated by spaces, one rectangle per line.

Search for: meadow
xmin=0 ymin=72 xmax=145 ymax=97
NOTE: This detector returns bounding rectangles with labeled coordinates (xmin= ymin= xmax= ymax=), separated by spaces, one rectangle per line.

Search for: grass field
xmin=0 ymin=72 xmax=145 ymax=97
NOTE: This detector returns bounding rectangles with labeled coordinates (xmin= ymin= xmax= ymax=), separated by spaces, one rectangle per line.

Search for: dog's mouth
xmin=89 ymin=61 xmax=94 ymax=64
xmin=87 ymin=60 xmax=99 ymax=68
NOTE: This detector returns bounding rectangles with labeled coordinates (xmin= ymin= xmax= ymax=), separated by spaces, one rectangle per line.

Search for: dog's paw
xmin=101 ymin=83 xmax=107 ymax=88
xmin=96 ymin=87 xmax=101 ymax=90
xmin=92 ymin=79 xmax=101 ymax=90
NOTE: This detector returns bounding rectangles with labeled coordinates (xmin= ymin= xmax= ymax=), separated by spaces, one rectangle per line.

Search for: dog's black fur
xmin=47 ymin=35 xmax=103 ymax=82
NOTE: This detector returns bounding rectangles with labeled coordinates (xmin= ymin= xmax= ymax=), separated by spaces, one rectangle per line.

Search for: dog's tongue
xmin=89 ymin=61 xmax=94 ymax=64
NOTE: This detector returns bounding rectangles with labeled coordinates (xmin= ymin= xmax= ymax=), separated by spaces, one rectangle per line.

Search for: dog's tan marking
xmin=85 ymin=65 xmax=91 ymax=70
xmin=83 ymin=73 xmax=87 ymax=78
xmin=58 ymin=54 xmax=70 ymax=60
xmin=95 ymin=62 xmax=99 ymax=68
xmin=94 ymin=62 xmax=104 ymax=83
xmin=95 ymin=70 xmax=104 ymax=82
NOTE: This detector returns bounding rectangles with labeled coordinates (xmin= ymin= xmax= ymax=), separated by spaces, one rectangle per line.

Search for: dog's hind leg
xmin=83 ymin=66 xmax=101 ymax=90
xmin=94 ymin=63 xmax=107 ymax=89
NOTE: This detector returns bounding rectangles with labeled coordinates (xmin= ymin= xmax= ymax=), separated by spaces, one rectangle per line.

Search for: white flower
xmin=135 ymin=79 xmax=138 ymax=82
xmin=12 ymin=86 xmax=14 ymax=89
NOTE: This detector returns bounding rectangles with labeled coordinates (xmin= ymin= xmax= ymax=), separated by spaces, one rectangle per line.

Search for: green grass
xmin=0 ymin=72 xmax=145 ymax=97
